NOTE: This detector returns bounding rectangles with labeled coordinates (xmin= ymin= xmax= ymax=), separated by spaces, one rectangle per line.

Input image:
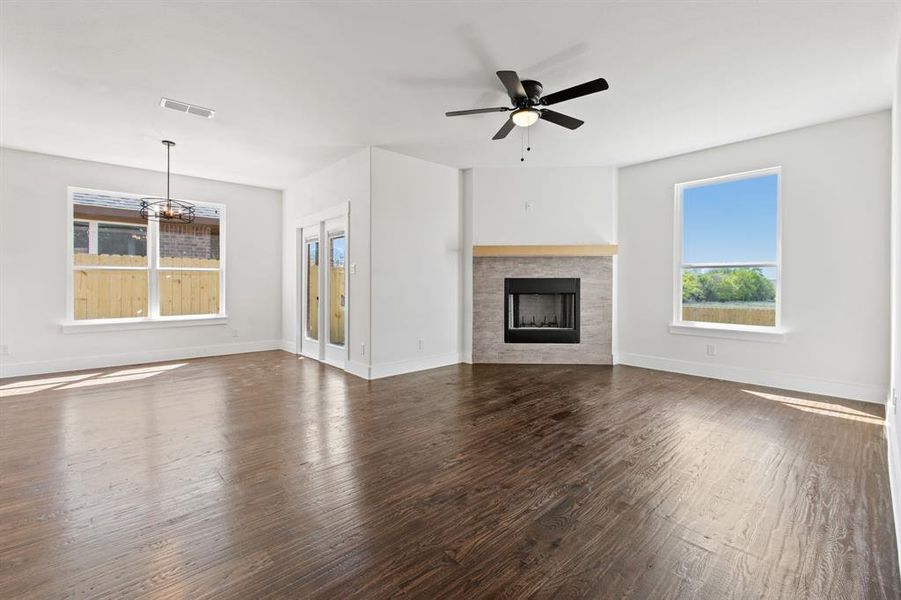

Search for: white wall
xmin=618 ymin=111 xmax=892 ymax=403
xmin=281 ymin=147 xmax=371 ymax=375
xmin=0 ymin=148 xmax=282 ymax=377
xmin=370 ymin=148 xmax=461 ymax=377
xmin=471 ymin=166 xmax=617 ymax=244
xmin=887 ymin=32 xmax=901 ymax=566
xmin=461 ymin=169 xmax=474 ymax=363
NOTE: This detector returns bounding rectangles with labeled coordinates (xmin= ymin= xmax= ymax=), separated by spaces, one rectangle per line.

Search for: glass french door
xmin=299 ymin=214 xmax=347 ymax=368
xmin=300 ymin=228 xmax=320 ymax=359
xmin=323 ymin=217 xmax=347 ymax=367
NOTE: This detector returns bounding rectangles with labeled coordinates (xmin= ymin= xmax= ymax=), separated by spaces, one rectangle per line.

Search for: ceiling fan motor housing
xmin=520 ymin=80 xmax=543 ymax=105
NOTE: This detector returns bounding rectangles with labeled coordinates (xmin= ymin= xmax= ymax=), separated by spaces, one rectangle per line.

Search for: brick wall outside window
xmin=160 ymin=223 xmax=220 ymax=260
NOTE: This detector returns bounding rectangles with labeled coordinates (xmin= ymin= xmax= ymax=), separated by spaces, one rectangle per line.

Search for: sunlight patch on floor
xmin=0 ymin=363 xmax=188 ymax=396
xmin=0 ymin=372 xmax=101 ymax=390
xmin=60 ymin=371 xmax=164 ymax=388
xmin=742 ymin=389 xmax=883 ymax=425
xmin=102 ymin=363 xmax=187 ymax=377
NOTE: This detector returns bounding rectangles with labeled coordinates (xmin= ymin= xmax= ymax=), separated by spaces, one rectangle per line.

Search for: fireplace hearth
xmin=504 ymin=277 xmax=580 ymax=344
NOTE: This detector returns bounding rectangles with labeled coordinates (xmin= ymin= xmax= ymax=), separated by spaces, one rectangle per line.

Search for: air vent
xmin=159 ymin=97 xmax=215 ymax=119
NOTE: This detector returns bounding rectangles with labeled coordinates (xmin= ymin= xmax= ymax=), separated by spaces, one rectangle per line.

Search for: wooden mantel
xmin=473 ymin=244 xmax=618 ymax=258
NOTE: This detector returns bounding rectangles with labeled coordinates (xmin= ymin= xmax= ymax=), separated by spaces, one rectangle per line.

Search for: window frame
xmin=65 ymin=186 xmax=227 ymax=328
xmin=672 ymin=166 xmax=784 ymax=339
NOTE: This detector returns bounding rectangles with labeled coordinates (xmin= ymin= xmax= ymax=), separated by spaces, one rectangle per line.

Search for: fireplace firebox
xmin=504 ymin=278 xmax=580 ymax=344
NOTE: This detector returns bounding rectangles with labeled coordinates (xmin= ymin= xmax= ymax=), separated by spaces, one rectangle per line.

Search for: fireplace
xmin=504 ymin=277 xmax=580 ymax=344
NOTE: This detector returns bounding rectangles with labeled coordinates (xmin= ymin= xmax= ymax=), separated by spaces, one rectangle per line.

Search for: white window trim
xmin=668 ymin=322 xmax=785 ymax=343
xmin=66 ymin=186 xmax=227 ymax=329
xmin=61 ymin=315 xmax=228 ymax=334
xmin=672 ymin=166 xmax=785 ymax=340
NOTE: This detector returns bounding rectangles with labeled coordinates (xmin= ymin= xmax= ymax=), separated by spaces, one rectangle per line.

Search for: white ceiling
xmin=1 ymin=1 xmax=898 ymax=190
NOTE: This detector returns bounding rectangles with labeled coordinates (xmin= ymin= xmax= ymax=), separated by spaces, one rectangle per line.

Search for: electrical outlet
xmin=350 ymin=263 xmax=357 ymax=274
xmin=706 ymin=343 xmax=716 ymax=357
xmin=0 ymin=344 xmax=8 ymax=356
xmin=524 ymin=201 xmax=532 ymax=211
xmin=418 ymin=339 xmax=423 ymax=351
xmin=232 ymin=328 xmax=239 ymax=338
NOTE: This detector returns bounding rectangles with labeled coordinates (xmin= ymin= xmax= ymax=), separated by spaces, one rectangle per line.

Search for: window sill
xmin=669 ymin=322 xmax=786 ymax=343
xmin=61 ymin=315 xmax=228 ymax=334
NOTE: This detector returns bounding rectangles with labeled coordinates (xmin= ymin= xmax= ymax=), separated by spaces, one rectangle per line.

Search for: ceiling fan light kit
xmin=445 ymin=69 xmax=609 ymax=141
xmin=511 ymin=108 xmax=540 ymax=127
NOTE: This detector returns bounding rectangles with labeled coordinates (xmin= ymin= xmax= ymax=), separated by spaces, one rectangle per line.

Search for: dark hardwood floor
xmin=0 ymin=351 xmax=897 ymax=599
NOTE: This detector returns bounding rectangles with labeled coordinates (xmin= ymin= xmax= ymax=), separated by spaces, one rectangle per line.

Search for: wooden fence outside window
xmin=73 ymin=253 xmax=220 ymax=320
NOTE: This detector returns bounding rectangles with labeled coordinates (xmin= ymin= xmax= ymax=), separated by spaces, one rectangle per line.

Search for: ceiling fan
xmin=445 ymin=70 xmax=609 ymax=140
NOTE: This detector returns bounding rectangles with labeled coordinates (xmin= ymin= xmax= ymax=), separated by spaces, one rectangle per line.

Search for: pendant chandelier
xmin=140 ymin=140 xmax=196 ymax=223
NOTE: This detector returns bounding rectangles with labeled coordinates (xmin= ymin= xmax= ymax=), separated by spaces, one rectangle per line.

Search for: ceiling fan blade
xmin=496 ymin=70 xmax=527 ymax=101
xmin=540 ymin=77 xmax=608 ymax=106
xmin=445 ymin=107 xmax=510 ymax=117
xmin=492 ymin=117 xmax=516 ymax=140
xmin=540 ymin=109 xmax=584 ymax=130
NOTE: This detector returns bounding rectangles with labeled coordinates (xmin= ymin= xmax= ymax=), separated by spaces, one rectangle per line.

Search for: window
xmin=674 ymin=168 xmax=780 ymax=331
xmin=69 ymin=188 xmax=225 ymax=322
xmin=73 ymin=221 xmax=90 ymax=254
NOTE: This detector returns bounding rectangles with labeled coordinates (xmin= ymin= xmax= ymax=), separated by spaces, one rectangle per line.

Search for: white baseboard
xmin=287 ymin=353 xmax=458 ymax=380
xmin=0 ymin=339 xmax=283 ymax=378
xmin=279 ymin=341 xmax=371 ymax=380
xmin=345 ymin=359 xmax=371 ymax=379
xmin=887 ymin=410 xmax=901 ymax=567
xmin=369 ymin=352 xmax=461 ymax=380
xmin=617 ymin=352 xmax=887 ymax=404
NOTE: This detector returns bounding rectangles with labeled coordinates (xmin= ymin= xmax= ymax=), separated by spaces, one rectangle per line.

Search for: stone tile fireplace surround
xmin=472 ymin=249 xmax=614 ymax=364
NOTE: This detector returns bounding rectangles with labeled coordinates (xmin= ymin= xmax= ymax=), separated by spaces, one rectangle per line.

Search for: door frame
xmin=296 ymin=202 xmax=349 ymax=368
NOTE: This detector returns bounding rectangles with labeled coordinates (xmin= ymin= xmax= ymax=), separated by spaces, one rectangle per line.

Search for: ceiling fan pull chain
xmin=520 ymin=129 xmax=525 ymax=162
xmin=527 ymin=126 xmax=531 ymax=152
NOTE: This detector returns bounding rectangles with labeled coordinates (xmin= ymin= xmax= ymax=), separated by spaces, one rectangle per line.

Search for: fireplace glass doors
xmin=504 ymin=278 xmax=580 ymax=344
